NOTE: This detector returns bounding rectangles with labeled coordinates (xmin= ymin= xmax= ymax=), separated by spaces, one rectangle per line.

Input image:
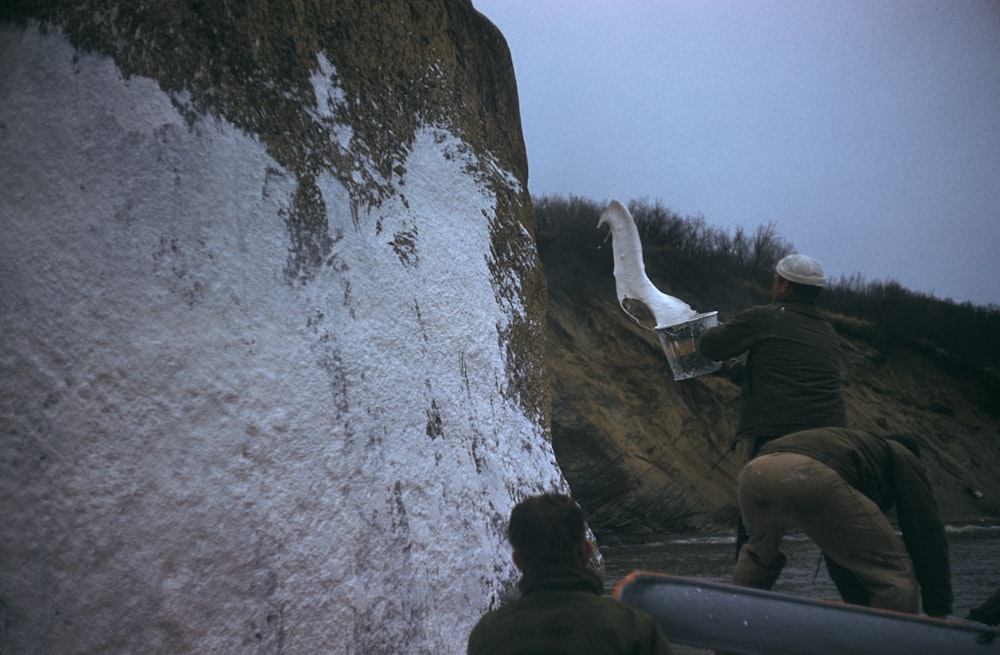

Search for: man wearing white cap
xmin=699 ymin=253 xmax=846 ymax=452
xmin=698 ymin=253 xmax=847 ymax=562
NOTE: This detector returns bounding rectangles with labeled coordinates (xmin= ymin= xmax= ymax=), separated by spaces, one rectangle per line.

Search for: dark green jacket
xmin=760 ymin=427 xmax=953 ymax=616
xmin=698 ymin=297 xmax=846 ymax=443
xmin=467 ymin=565 xmax=672 ymax=655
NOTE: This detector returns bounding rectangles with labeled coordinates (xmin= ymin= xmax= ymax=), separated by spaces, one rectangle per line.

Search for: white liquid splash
xmin=597 ymin=200 xmax=698 ymax=329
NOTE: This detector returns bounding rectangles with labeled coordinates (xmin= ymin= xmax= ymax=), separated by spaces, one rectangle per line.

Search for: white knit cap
xmin=775 ymin=254 xmax=825 ymax=287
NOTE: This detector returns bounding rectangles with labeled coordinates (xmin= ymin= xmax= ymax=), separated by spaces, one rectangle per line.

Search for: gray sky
xmin=474 ymin=0 xmax=1000 ymax=307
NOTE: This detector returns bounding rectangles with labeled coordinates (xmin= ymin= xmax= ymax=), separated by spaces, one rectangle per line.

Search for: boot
xmin=733 ymin=548 xmax=787 ymax=591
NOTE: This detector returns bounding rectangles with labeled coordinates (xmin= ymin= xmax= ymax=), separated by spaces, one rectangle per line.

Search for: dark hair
xmin=507 ymin=493 xmax=588 ymax=570
xmin=787 ymin=281 xmax=822 ymax=301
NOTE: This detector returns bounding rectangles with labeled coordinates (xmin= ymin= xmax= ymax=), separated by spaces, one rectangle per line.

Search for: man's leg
xmin=733 ymin=436 xmax=771 ymax=561
xmin=734 ymin=516 xmax=750 ymax=563
xmin=732 ymin=452 xmax=791 ymax=589
xmin=734 ymin=548 xmax=787 ymax=590
xmin=796 ymin=461 xmax=919 ymax=613
xmin=824 ymin=554 xmax=870 ymax=606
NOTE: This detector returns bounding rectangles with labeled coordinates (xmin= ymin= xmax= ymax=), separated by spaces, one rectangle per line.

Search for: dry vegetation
xmin=535 ymin=194 xmax=1000 ymax=540
xmin=535 ymin=194 xmax=1000 ymax=389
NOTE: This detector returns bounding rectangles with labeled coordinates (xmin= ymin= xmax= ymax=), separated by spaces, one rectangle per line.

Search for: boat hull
xmin=614 ymin=572 xmax=998 ymax=654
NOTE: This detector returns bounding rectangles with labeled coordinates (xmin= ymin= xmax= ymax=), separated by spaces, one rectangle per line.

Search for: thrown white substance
xmin=597 ymin=200 xmax=698 ymax=329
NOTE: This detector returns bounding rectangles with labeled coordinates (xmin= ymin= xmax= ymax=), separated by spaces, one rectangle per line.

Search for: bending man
xmin=698 ymin=254 xmax=846 ymax=564
xmin=699 ymin=253 xmax=846 ymax=458
xmin=733 ymin=427 xmax=952 ymax=617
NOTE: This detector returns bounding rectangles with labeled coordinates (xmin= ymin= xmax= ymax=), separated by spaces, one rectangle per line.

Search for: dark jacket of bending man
xmin=467 ymin=493 xmax=672 ymax=655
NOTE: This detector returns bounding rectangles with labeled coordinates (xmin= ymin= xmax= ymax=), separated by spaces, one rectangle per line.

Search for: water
xmin=600 ymin=525 xmax=1000 ymax=654
xmin=597 ymin=199 xmax=701 ymax=330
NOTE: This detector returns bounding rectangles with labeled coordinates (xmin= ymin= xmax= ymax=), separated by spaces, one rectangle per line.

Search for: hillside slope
xmin=540 ymin=218 xmax=1000 ymax=544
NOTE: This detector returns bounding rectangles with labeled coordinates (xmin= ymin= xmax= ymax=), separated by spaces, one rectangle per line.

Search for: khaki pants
xmin=733 ymin=452 xmax=919 ymax=613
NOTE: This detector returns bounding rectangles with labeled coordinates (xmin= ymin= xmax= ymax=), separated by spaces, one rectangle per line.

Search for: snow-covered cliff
xmin=0 ymin=3 xmax=563 ymax=652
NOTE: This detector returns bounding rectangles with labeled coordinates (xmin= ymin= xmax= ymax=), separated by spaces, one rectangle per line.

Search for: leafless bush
xmin=534 ymin=194 xmax=1000 ymax=373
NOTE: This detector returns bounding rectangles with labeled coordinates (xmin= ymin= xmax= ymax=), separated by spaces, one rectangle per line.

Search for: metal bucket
xmin=656 ymin=311 xmax=722 ymax=381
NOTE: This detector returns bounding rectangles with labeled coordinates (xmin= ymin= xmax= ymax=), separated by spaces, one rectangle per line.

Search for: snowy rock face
xmin=0 ymin=4 xmax=563 ymax=653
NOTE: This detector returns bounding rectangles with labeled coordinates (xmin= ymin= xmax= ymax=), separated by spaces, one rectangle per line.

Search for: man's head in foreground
xmin=508 ymin=493 xmax=592 ymax=573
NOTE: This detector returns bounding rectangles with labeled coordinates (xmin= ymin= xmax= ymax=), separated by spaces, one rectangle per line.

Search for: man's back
xmin=699 ymin=299 xmax=846 ymax=442
xmin=468 ymin=566 xmax=671 ymax=655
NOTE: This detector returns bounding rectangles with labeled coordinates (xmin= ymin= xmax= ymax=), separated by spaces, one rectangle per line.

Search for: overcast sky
xmin=473 ymin=0 xmax=1000 ymax=308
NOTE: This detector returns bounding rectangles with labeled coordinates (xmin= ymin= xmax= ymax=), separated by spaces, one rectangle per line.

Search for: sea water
xmin=600 ymin=525 xmax=1000 ymax=654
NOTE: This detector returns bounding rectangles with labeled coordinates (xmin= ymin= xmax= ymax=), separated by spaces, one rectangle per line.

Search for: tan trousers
xmin=733 ymin=452 xmax=919 ymax=613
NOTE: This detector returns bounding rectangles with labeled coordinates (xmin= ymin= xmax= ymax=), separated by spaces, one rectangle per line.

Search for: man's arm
xmin=890 ymin=443 xmax=953 ymax=617
xmin=698 ymin=307 xmax=764 ymax=361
